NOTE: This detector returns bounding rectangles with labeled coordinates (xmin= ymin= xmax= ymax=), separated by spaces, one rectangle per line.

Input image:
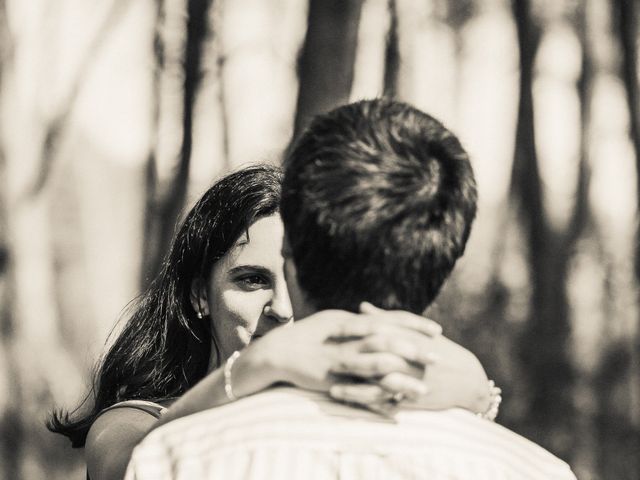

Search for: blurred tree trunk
xmin=293 ymin=0 xmax=363 ymax=138
xmin=383 ymin=0 xmax=399 ymax=98
xmin=141 ymin=0 xmax=169 ymax=289
xmin=614 ymin=0 xmax=640 ymax=341
xmin=569 ymin=3 xmax=598 ymax=477
xmin=0 ymin=1 xmax=77 ymax=476
xmin=573 ymin=10 xmax=592 ymax=247
xmin=603 ymin=1 xmax=640 ymax=477
xmin=615 ymin=0 xmax=640 ymax=225
xmin=0 ymin=2 xmax=16 ymax=477
xmin=142 ymin=0 xmax=214 ymax=285
xmin=510 ymin=0 xmax=575 ymax=457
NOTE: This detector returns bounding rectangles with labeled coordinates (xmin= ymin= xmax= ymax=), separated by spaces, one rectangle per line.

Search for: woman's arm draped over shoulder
xmin=142 ymin=308 xmax=442 ymax=434
xmin=153 ymin=307 xmax=492 ymax=431
xmin=149 ymin=308 xmax=437 ymax=432
xmin=148 ymin=347 xmax=277 ymax=431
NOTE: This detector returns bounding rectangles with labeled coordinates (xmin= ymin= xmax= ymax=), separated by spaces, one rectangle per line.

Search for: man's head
xmin=281 ymin=99 xmax=477 ymax=317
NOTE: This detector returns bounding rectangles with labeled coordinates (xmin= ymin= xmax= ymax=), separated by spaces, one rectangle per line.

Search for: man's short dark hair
xmin=281 ymin=99 xmax=477 ymax=314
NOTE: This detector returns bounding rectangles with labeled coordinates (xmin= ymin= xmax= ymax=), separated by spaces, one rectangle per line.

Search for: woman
xmin=48 ymin=164 xmax=496 ymax=480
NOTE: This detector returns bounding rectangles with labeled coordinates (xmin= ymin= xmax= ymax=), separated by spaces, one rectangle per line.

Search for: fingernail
xmin=406 ymin=381 xmax=429 ymax=397
xmin=428 ymin=323 xmax=442 ymax=336
xmin=361 ymin=301 xmax=383 ymax=312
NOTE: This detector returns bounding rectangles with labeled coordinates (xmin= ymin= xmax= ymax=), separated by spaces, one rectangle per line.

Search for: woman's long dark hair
xmin=47 ymin=164 xmax=283 ymax=447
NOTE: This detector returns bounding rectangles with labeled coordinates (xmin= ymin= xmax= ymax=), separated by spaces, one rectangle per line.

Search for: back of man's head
xmin=281 ymin=99 xmax=477 ymax=314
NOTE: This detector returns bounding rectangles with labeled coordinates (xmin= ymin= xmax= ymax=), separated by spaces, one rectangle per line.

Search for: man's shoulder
xmin=219 ymin=389 xmax=576 ymax=479
xmin=397 ymin=408 xmax=575 ymax=479
xmin=133 ymin=388 xmax=576 ymax=480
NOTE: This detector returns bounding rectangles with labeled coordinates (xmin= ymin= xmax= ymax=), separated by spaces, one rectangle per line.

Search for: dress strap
xmin=96 ymin=399 xmax=167 ymax=420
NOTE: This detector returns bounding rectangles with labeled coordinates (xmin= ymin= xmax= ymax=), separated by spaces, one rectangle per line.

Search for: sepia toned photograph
xmin=0 ymin=0 xmax=638 ymax=479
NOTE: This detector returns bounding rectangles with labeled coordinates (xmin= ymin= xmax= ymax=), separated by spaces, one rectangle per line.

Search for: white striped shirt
xmin=125 ymin=387 xmax=576 ymax=480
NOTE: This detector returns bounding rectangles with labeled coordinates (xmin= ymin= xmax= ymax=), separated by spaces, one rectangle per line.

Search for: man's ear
xmin=190 ymin=278 xmax=209 ymax=317
xmin=283 ymin=255 xmax=315 ymax=319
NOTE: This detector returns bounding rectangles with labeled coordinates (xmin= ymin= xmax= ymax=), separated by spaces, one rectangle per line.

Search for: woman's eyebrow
xmin=227 ymin=265 xmax=273 ymax=277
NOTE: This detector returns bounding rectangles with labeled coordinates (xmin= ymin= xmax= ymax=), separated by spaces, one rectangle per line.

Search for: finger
xmin=359 ymin=303 xmax=442 ymax=337
xmin=384 ymin=314 xmax=442 ymax=337
xmin=329 ymin=384 xmax=393 ymax=406
xmin=360 ymin=334 xmax=439 ymax=367
xmin=364 ymin=401 xmax=398 ymax=417
xmin=331 ymin=352 xmax=412 ymax=378
xmin=378 ymin=372 xmax=429 ymax=400
xmin=326 ymin=317 xmax=381 ymax=340
xmin=359 ymin=302 xmax=384 ymax=314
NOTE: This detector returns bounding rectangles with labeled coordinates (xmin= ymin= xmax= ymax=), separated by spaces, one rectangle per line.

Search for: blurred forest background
xmin=0 ymin=0 xmax=639 ymax=478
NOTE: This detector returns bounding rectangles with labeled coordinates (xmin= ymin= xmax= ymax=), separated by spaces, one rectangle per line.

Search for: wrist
xmin=224 ymin=351 xmax=241 ymax=401
xmin=230 ymin=340 xmax=282 ymax=398
xmin=461 ymin=351 xmax=491 ymax=414
xmin=469 ymin=381 xmax=491 ymax=414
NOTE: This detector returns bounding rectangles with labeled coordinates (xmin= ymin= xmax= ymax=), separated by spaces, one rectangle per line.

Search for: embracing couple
xmin=51 ymin=99 xmax=576 ymax=479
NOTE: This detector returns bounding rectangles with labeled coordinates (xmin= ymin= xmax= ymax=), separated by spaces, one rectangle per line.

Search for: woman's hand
xmin=406 ymin=335 xmax=490 ymax=414
xmin=325 ymin=303 xmax=492 ymax=416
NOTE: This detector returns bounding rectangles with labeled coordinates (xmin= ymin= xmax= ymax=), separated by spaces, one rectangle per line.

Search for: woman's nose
xmin=263 ymin=304 xmax=292 ymax=323
xmin=263 ymin=288 xmax=293 ymax=324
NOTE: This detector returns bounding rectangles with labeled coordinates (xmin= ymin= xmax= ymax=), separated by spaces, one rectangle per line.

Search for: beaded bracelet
xmin=224 ymin=350 xmax=241 ymax=402
xmin=477 ymin=380 xmax=502 ymax=421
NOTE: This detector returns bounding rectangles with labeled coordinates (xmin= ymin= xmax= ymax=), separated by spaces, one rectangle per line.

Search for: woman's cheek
xmin=220 ymin=289 xmax=267 ymax=334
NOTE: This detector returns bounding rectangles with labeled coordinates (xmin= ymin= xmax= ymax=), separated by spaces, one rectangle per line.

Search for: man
xmin=126 ymin=99 xmax=576 ymax=479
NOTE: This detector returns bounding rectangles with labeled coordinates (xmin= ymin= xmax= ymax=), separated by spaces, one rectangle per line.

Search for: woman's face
xmin=195 ymin=214 xmax=293 ymax=369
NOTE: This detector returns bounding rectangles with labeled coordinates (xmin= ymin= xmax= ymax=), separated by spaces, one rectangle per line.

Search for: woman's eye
xmin=236 ymin=275 xmax=269 ymax=290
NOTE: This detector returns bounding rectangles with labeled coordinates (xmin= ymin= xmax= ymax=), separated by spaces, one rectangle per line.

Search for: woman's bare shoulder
xmin=86 ymin=405 xmax=160 ymax=480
